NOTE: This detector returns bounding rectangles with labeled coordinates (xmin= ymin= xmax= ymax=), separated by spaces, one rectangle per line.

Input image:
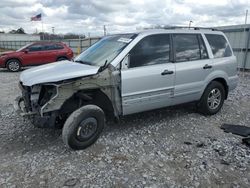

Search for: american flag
xmin=31 ymin=13 xmax=42 ymax=21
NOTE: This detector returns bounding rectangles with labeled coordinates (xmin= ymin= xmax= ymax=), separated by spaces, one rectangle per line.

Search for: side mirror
xmin=121 ymin=54 xmax=130 ymax=70
xmin=24 ymin=49 xmax=29 ymax=53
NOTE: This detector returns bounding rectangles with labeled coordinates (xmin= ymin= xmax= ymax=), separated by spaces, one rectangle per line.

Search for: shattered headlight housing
xmin=38 ymin=85 xmax=57 ymax=106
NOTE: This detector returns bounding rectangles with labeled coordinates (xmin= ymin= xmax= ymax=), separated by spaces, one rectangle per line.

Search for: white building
xmin=0 ymin=33 xmax=40 ymax=41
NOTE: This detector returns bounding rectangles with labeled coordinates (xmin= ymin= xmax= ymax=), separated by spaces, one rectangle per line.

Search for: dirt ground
xmin=0 ymin=68 xmax=249 ymax=188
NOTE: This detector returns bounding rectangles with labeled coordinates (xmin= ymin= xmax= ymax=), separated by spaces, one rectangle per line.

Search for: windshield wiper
xmin=98 ymin=60 xmax=108 ymax=72
xmin=74 ymin=60 xmax=91 ymax=65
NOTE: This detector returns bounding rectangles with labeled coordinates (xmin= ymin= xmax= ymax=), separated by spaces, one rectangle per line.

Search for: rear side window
xmin=54 ymin=44 xmax=64 ymax=50
xmin=173 ymin=34 xmax=208 ymax=62
xmin=129 ymin=34 xmax=170 ymax=68
xmin=205 ymin=34 xmax=232 ymax=58
xmin=45 ymin=44 xmax=64 ymax=50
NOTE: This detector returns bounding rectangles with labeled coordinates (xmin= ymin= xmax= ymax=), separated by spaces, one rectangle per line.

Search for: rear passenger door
xmin=121 ymin=34 xmax=175 ymax=115
xmin=173 ymin=33 xmax=212 ymax=105
xmin=43 ymin=44 xmax=61 ymax=63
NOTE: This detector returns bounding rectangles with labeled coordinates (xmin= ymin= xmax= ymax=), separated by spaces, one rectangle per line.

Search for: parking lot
xmin=0 ymin=69 xmax=249 ymax=187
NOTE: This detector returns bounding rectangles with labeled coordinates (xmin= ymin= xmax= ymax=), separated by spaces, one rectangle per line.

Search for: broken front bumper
xmin=14 ymin=96 xmax=36 ymax=116
xmin=14 ymin=96 xmax=57 ymax=128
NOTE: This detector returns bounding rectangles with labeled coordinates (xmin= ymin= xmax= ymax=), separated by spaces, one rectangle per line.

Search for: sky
xmin=0 ymin=0 xmax=249 ymax=36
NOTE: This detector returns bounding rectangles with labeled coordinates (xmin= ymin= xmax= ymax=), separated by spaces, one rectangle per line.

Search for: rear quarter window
xmin=205 ymin=34 xmax=232 ymax=58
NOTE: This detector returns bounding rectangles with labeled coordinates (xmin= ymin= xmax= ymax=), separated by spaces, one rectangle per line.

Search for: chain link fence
xmin=0 ymin=37 xmax=101 ymax=55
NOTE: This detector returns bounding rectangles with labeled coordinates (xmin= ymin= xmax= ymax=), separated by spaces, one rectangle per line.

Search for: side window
xmin=43 ymin=44 xmax=64 ymax=51
xmin=54 ymin=44 xmax=64 ymax=49
xmin=173 ymin=34 xmax=206 ymax=62
xmin=28 ymin=44 xmax=44 ymax=52
xmin=44 ymin=44 xmax=55 ymax=50
xmin=129 ymin=34 xmax=170 ymax=68
xmin=205 ymin=34 xmax=232 ymax=58
xmin=45 ymin=44 xmax=64 ymax=50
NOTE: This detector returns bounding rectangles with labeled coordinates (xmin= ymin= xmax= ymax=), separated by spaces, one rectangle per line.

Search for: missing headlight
xmin=38 ymin=85 xmax=57 ymax=106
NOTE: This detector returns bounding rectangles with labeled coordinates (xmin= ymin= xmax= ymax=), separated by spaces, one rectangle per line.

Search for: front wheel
xmin=6 ymin=59 xmax=21 ymax=72
xmin=198 ymin=81 xmax=225 ymax=115
xmin=62 ymin=105 xmax=105 ymax=150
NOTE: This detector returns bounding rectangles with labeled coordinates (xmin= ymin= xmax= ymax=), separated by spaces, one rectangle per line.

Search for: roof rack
xmin=163 ymin=26 xmax=218 ymax=31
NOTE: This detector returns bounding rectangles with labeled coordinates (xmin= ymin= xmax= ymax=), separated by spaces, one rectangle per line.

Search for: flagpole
xmin=41 ymin=16 xmax=44 ymax=40
xmin=42 ymin=21 xmax=44 ymax=40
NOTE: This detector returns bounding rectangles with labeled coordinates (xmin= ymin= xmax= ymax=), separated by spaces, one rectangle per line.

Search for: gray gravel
xmin=0 ymin=69 xmax=250 ymax=188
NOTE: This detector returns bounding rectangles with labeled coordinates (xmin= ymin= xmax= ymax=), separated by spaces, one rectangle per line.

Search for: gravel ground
xmin=0 ymin=69 xmax=249 ymax=188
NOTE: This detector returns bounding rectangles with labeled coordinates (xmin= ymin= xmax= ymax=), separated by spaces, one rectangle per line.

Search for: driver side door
xmin=121 ymin=34 xmax=175 ymax=115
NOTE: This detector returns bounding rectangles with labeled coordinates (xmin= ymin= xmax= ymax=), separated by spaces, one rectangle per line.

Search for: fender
xmin=200 ymin=70 xmax=229 ymax=97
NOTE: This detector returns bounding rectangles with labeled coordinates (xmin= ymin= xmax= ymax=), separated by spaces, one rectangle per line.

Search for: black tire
xmin=6 ymin=59 xmax=21 ymax=72
xmin=198 ymin=81 xmax=225 ymax=115
xmin=62 ymin=105 xmax=105 ymax=150
xmin=57 ymin=57 xmax=68 ymax=61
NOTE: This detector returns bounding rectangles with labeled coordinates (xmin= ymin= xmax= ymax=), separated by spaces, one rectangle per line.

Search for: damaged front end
xmin=14 ymin=65 xmax=122 ymax=129
xmin=14 ymin=82 xmax=59 ymax=128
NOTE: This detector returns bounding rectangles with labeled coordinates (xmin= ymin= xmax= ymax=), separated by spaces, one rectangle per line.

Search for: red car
xmin=0 ymin=42 xmax=73 ymax=72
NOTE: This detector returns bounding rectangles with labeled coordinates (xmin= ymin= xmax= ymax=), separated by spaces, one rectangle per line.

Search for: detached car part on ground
xmin=15 ymin=29 xmax=238 ymax=150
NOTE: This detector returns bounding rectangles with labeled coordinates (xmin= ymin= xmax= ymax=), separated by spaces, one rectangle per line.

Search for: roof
xmin=136 ymin=28 xmax=223 ymax=36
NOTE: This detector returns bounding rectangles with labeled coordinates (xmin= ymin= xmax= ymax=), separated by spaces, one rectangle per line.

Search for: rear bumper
xmin=14 ymin=96 xmax=57 ymax=128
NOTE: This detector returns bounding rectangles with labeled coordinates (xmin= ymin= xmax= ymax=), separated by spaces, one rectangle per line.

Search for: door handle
xmin=161 ymin=70 xmax=174 ymax=75
xmin=203 ymin=64 xmax=212 ymax=69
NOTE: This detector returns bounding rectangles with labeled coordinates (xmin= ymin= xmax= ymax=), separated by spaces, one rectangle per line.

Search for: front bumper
xmin=14 ymin=96 xmax=36 ymax=116
xmin=0 ymin=58 xmax=5 ymax=68
xmin=14 ymin=96 xmax=57 ymax=128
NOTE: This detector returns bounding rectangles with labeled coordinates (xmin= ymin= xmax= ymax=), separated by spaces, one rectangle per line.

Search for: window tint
xmin=54 ymin=44 xmax=64 ymax=49
xmin=205 ymin=34 xmax=232 ymax=58
xmin=28 ymin=44 xmax=44 ymax=51
xmin=174 ymin=34 xmax=206 ymax=62
xmin=129 ymin=34 xmax=170 ymax=68
xmin=44 ymin=44 xmax=64 ymax=50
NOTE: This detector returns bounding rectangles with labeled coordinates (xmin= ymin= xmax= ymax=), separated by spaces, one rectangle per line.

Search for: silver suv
xmin=15 ymin=28 xmax=238 ymax=150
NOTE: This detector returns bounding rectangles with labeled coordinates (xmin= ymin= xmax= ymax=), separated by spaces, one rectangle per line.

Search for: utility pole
xmin=189 ymin=21 xmax=193 ymax=29
xmin=51 ymin=27 xmax=55 ymax=41
xmin=103 ymin=25 xmax=106 ymax=36
xmin=245 ymin=9 xmax=248 ymax=24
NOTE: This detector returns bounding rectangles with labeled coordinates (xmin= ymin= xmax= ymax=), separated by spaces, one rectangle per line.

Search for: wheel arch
xmin=211 ymin=77 xmax=229 ymax=99
xmin=56 ymin=56 xmax=68 ymax=61
xmin=201 ymin=77 xmax=229 ymax=100
xmin=5 ymin=57 xmax=22 ymax=67
xmin=59 ymin=89 xmax=115 ymax=119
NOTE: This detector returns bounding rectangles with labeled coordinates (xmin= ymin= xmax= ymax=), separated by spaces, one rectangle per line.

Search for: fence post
xmin=243 ymin=27 xmax=250 ymax=71
xmin=80 ymin=39 xmax=82 ymax=53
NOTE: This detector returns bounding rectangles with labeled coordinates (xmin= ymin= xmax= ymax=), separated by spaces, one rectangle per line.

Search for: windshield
xmin=74 ymin=34 xmax=137 ymax=67
xmin=16 ymin=43 xmax=32 ymax=52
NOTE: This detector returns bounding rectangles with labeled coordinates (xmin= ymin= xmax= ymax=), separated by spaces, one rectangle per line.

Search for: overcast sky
xmin=0 ymin=0 xmax=249 ymax=36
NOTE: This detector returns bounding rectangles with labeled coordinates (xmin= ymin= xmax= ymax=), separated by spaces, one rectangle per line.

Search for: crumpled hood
xmin=20 ymin=60 xmax=100 ymax=86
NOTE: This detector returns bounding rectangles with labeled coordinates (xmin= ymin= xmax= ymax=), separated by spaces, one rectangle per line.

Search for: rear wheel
xmin=6 ymin=59 xmax=21 ymax=72
xmin=62 ymin=105 xmax=105 ymax=150
xmin=198 ymin=81 xmax=225 ymax=115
